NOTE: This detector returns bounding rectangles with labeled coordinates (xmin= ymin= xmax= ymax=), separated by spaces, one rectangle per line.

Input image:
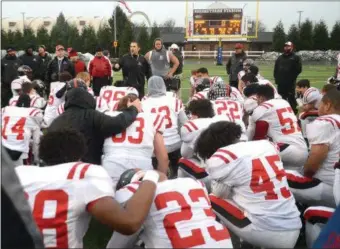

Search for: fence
xmin=182 ymin=50 xmax=265 ymax=61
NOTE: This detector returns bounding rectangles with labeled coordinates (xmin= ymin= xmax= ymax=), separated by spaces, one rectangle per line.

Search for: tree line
xmin=1 ymin=6 xmax=163 ymax=57
xmin=272 ymin=19 xmax=340 ymax=52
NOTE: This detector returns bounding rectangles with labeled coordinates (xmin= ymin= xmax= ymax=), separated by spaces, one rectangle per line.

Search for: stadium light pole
xmin=297 ymin=11 xmax=303 ymax=28
xmin=21 ymin=12 xmax=26 ymax=32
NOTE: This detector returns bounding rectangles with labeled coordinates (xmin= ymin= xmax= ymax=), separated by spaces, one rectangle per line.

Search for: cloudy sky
xmin=2 ymin=1 xmax=340 ymax=31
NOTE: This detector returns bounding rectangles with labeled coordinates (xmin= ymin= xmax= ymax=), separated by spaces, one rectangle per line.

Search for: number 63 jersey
xmin=116 ymin=178 xmax=232 ymax=248
xmin=206 ymin=140 xmax=301 ymax=231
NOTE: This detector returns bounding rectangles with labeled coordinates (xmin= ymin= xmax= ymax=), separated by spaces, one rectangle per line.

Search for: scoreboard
xmin=193 ymin=8 xmax=243 ymax=36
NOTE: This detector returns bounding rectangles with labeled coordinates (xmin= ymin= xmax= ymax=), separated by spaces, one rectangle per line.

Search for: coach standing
xmin=89 ymin=47 xmax=112 ymax=96
xmin=226 ymin=43 xmax=247 ymax=88
xmin=113 ymin=41 xmax=151 ymax=99
xmin=274 ymin=41 xmax=302 ymax=113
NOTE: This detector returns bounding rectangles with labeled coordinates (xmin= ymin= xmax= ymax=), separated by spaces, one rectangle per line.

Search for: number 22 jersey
xmin=115 ymin=178 xmax=232 ymax=248
xmin=15 ymin=162 xmax=114 ymax=248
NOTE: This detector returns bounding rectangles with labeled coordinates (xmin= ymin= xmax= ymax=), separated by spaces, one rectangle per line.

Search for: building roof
xmin=160 ymin=32 xmax=186 ymax=44
xmin=207 ymin=2 xmax=229 ymax=9
xmin=248 ymin=32 xmax=273 ymax=43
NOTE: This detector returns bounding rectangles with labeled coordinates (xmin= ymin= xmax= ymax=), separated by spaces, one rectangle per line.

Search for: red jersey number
xmin=215 ymin=100 xmax=240 ymax=121
xmin=155 ymin=189 xmax=230 ymax=248
xmin=27 ymin=190 xmax=69 ymax=248
xmin=102 ymin=90 xmax=126 ymax=103
xmin=112 ymin=117 xmax=145 ymax=144
xmin=276 ymin=107 xmax=301 ymax=135
xmin=251 ymin=154 xmax=292 ymax=200
xmin=151 ymin=106 xmax=172 ymax=128
xmin=2 ymin=117 xmax=26 ymax=140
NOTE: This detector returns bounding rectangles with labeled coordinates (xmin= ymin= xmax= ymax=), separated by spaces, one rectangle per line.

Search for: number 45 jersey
xmin=15 ymin=162 xmax=114 ymax=249
xmin=251 ymin=99 xmax=306 ymax=147
xmin=115 ymin=178 xmax=232 ymax=248
xmin=207 ymin=140 xmax=301 ymax=231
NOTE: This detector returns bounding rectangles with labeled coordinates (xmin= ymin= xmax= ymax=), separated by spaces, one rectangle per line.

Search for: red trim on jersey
xmin=79 ymin=164 xmax=91 ymax=179
xmin=86 ymin=197 xmax=111 ymax=212
xmin=317 ymin=117 xmax=340 ymax=128
xmin=253 ymin=120 xmax=269 ymax=140
xmin=285 ymin=172 xmax=314 ymax=183
xmin=196 ymin=93 xmax=204 ymax=99
xmin=259 ymin=103 xmax=273 ymax=109
xmin=175 ymin=99 xmax=179 ymax=112
xmin=211 ymin=154 xmax=230 ymax=164
xmin=29 ymin=108 xmax=39 ymax=116
xmin=155 ymin=116 xmax=165 ymax=132
xmin=304 ymin=88 xmax=317 ymax=103
xmin=217 ymin=149 xmax=238 ymax=160
xmin=178 ymin=158 xmax=206 ymax=173
xmin=67 ymin=162 xmax=84 ymax=179
xmin=300 ymin=110 xmax=319 ymax=120
xmin=304 ymin=209 xmax=333 ymax=221
xmin=183 ymin=121 xmax=199 ymax=133
xmin=122 ymin=185 xmax=137 ymax=194
xmin=209 ymin=195 xmax=246 ymax=220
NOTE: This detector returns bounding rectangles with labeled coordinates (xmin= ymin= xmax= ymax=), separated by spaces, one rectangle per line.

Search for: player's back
xmin=230 ymin=87 xmax=244 ymax=103
xmin=302 ymin=87 xmax=322 ymax=109
xmin=306 ymin=114 xmax=340 ymax=185
xmin=207 ymin=140 xmax=301 ymax=231
xmin=116 ymin=178 xmax=232 ymax=248
xmin=2 ymin=106 xmax=42 ymax=153
xmin=44 ymin=82 xmax=66 ymax=127
xmin=100 ymin=86 xmax=138 ymax=104
xmin=15 ymin=162 xmax=114 ymax=248
xmin=103 ymin=111 xmax=164 ymax=159
xmin=192 ymin=89 xmax=209 ymax=100
xmin=258 ymin=79 xmax=281 ymax=99
xmin=142 ymin=95 xmax=183 ymax=148
xmin=9 ymin=94 xmax=46 ymax=109
xmin=252 ymin=98 xmax=306 ymax=147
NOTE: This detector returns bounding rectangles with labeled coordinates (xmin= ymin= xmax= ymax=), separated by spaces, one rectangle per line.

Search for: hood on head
xmin=64 ymin=88 xmax=96 ymax=110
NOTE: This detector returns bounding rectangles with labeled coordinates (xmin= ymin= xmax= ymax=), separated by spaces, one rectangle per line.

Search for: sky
xmin=2 ymin=1 xmax=340 ymax=31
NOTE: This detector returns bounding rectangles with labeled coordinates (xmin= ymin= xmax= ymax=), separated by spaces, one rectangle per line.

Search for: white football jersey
xmin=100 ymin=86 xmax=139 ymax=105
xmin=115 ymin=178 xmax=232 ymax=248
xmin=2 ymin=106 xmax=42 ymax=157
xmin=238 ymin=70 xmax=246 ymax=81
xmin=192 ymin=89 xmax=209 ymax=100
xmin=103 ymin=112 xmax=165 ymax=158
xmin=302 ymin=87 xmax=322 ymax=109
xmin=9 ymin=94 xmax=46 ymax=109
xmin=251 ymin=99 xmax=306 ymax=147
xmin=44 ymin=82 xmax=66 ymax=127
xmin=306 ymin=114 xmax=340 ymax=185
xmin=230 ymin=87 xmax=245 ymax=103
xmin=15 ymin=162 xmax=114 ymax=248
xmin=142 ymin=95 xmax=184 ymax=148
xmin=207 ymin=140 xmax=301 ymax=231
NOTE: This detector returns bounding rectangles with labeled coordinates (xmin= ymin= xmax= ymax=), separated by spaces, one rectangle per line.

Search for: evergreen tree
xmin=299 ymin=19 xmax=313 ymax=50
xmin=36 ymin=25 xmax=51 ymax=51
xmin=148 ymin=21 xmax=161 ymax=50
xmin=330 ymin=21 xmax=340 ymax=50
xmin=14 ymin=29 xmax=24 ymax=50
xmin=67 ymin=24 xmax=82 ymax=52
xmin=7 ymin=30 xmax=16 ymax=49
xmin=81 ymin=25 xmax=98 ymax=54
xmin=1 ymin=30 xmax=8 ymax=49
xmin=272 ymin=20 xmax=286 ymax=52
xmin=287 ymin=24 xmax=300 ymax=51
xmin=312 ymin=20 xmax=329 ymax=50
xmin=137 ymin=23 xmax=149 ymax=55
xmin=49 ymin=12 xmax=70 ymax=50
xmin=97 ymin=24 xmax=113 ymax=54
xmin=120 ymin=21 xmax=134 ymax=56
xmin=108 ymin=6 xmax=129 ymax=56
xmin=23 ymin=27 xmax=37 ymax=48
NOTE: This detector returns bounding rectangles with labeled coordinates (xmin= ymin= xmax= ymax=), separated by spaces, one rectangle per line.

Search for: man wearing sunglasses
xmin=45 ymin=45 xmax=75 ymax=96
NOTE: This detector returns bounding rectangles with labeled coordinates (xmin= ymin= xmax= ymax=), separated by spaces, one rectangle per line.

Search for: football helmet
xmin=18 ymin=65 xmax=33 ymax=80
xmin=32 ymin=79 xmax=46 ymax=97
xmin=195 ymin=78 xmax=211 ymax=92
xmin=208 ymin=80 xmax=231 ymax=100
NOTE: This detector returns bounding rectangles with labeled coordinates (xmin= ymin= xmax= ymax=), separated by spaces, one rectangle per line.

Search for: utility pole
xmin=114 ymin=7 xmax=117 ymax=56
xmin=21 ymin=12 xmax=25 ymax=33
xmin=297 ymin=10 xmax=303 ymax=28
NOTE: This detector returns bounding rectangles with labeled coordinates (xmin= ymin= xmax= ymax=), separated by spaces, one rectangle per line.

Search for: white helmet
xmin=170 ymin=43 xmax=179 ymax=50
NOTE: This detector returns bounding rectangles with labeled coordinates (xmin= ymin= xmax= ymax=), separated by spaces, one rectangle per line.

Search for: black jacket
xmin=48 ymin=88 xmax=138 ymax=164
xmin=114 ymin=54 xmax=151 ymax=92
xmin=19 ymin=51 xmax=40 ymax=79
xmin=46 ymin=57 xmax=75 ymax=86
xmin=36 ymin=53 xmax=52 ymax=81
xmin=274 ymin=52 xmax=302 ymax=87
xmin=226 ymin=52 xmax=247 ymax=82
xmin=1 ymin=55 xmax=23 ymax=85
xmin=171 ymin=50 xmax=183 ymax=75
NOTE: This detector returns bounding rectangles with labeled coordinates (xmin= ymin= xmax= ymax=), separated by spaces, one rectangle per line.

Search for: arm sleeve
xmin=45 ymin=60 xmax=52 ymax=83
xmin=56 ymin=84 xmax=67 ymax=99
xmin=274 ymin=58 xmax=279 ymax=80
xmin=106 ymin=58 xmax=112 ymax=77
xmin=295 ymin=55 xmax=302 ymax=76
xmin=181 ymin=142 xmax=195 ymax=159
xmin=178 ymin=110 xmax=188 ymax=128
xmin=88 ymin=59 xmax=93 ymax=76
xmin=253 ymin=120 xmax=269 ymax=140
xmin=144 ymin=58 xmax=152 ymax=79
xmin=94 ymin=106 xmax=138 ymax=138
xmin=226 ymin=58 xmax=231 ymax=74
xmin=68 ymin=61 xmax=75 ymax=77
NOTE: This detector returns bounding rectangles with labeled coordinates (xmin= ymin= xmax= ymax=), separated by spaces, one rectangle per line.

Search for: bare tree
xmin=161 ymin=18 xmax=176 ymax=32
xmin=248 ymin=19 xmax=267 ymax=33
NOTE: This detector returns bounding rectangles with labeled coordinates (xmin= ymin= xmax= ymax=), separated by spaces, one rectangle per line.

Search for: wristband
xmin=142 ymin=170 xmax=159 ymax=185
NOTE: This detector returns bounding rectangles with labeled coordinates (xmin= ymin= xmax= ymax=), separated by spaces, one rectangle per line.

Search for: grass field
xmin=83 ymin=62 xmax=335 ymax=249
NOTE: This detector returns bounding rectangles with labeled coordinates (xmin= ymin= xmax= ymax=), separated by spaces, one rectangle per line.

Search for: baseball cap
xmin=235 ymin=43 xmax=243 ymax=49
xmin=7 ymin=47 xmax=16 ymax=52
xmin=284 ymin=41 xmax=293 ymax=47
xmin=56 ymin=45 xmax=65 ymax=51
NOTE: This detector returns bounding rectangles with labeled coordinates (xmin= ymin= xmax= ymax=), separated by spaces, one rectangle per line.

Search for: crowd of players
xmin=1 ymin=58 xmax=340 ymax=248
